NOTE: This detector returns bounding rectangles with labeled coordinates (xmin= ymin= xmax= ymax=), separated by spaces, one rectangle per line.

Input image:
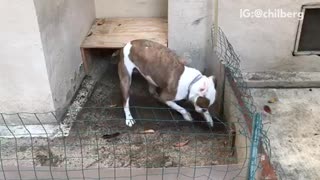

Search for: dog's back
xmin=123 ymin=39 xmax=185 ymax=89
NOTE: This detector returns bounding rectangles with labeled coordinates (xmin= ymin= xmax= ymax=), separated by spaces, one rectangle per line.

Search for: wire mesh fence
xmin=0 ymin=106 xmax=249 ymax=180
xmin=0 ymin=25 xmax=271 ymax=180
xmin=212 ymin=25 xmax=274 ymax=179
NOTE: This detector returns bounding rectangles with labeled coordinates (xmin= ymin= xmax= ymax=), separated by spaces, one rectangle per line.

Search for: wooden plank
xmin=81 ymin=18 xmax=168 ymax=48
xmin=80 ymin=48 xmax=90 ymax=74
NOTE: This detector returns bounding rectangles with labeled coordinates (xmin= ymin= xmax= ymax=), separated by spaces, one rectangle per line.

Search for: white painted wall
xmin=169 ymin=0 xmax=320 ymax=73
xmin=1 ymin=0 xmax=318 ymax=114
xmin=33 ymin=0 xmax=96 ymax=113
xmin=0 ymin=0 xmax=54 ymax=113
xmin=169 ymin=0 xmax=212 ymax=73
xmin=95 ymin=0 xmax=168 ymax=18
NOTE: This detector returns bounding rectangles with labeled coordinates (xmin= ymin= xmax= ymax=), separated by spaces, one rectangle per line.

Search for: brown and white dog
xmin=118 ymin=39 xmax=216 ymax=127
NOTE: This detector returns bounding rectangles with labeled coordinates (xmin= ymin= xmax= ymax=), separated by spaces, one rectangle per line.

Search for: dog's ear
xmin=208 ymin=75 xmax=217 ymax=88
xmin=199 ymin=81 xmax=208 ymax=95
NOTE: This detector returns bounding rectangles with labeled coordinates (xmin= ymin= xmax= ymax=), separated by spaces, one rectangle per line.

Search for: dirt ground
xmin=0 ymin=63 xmax=236 ymax=169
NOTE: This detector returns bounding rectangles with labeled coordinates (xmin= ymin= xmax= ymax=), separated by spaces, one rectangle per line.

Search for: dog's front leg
xmin=165 ymin=101 xmax=193 ymax=121
xmin=123 ymin=98 xmax=135 ymax=127
xmin=202 ymin=111 xmax=214 ymax=127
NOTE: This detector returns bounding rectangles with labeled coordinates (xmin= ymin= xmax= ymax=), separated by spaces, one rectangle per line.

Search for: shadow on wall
xmin=33 ymin=0 xmax=96 ymax=119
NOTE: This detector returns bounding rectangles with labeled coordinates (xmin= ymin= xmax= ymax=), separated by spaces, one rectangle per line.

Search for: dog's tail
xmin=111 ymin=50 xmax=120 ymax=57
xmin=109 ymin=50 xmax=121 ymax=64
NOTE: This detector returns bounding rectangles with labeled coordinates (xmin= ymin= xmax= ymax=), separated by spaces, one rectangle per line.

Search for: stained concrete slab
xmin=251 ymin=88 xmax=320 ymax=179
xmin=0 ymin=51 xmax=108 ymax=138
xmin=0 ymin=76 xmax=96 ymax=138
xmin=243 ymin=72 xmax=320 ymax=88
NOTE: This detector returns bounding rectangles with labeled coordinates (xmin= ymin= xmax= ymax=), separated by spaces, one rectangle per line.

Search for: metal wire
xmin=0 ymin=26 xmax=270 ymax=180
xmin=211 ymin=25 xmax=272 ymax=179
xmin=0 ymin=108 xmax=250 ymax=180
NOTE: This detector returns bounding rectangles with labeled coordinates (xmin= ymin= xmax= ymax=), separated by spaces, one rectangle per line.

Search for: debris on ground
xmin=102 ymin=132 xmax=121 ymax=139
xmin=173 ymin=140 xmax=190 ymax=147
xmin=263 ymin=105 xmax=272 ymax=114
xmin=268 ymin=97 xmax=278 ymax=103
xmin=211 ymin=161 xmax=219 ymax=165
xmin=140 ymin=129 xmax=155 ymax=134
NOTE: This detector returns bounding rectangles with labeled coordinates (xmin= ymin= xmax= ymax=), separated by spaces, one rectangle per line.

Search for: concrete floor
xmin=251 ymin=88 xmax=320 ymax=179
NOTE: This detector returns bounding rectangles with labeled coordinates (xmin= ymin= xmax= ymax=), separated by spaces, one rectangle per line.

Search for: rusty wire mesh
xmin=0 ymin=25 xmax=269 ymax=180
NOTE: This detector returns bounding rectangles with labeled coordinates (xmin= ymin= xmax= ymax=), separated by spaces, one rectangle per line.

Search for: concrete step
xmin=243 ymin=72 xmax=320 ymax=88
xmin=1 ymin=164 xmax=248 ymax=180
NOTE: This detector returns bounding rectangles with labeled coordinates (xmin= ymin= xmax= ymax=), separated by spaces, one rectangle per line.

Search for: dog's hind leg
xmin=118 ymin=50 xmax=135 ymax=127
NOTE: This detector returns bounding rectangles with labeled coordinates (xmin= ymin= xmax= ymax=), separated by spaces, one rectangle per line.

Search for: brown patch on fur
xmin=196 ymin=97 xmax=210 ymax=108
xmin=128 ymin=39 xmax=185 ymax=101
xmin=118 ymin=49 xmax=131 ymax=106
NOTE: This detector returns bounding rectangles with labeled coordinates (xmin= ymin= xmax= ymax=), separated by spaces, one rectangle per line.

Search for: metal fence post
xmin=249 ymin=113 xmax=262 ymax=179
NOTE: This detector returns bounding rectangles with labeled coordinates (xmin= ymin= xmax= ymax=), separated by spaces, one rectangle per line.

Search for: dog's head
xmin=189 ymin=76 xmax=217 ymax=113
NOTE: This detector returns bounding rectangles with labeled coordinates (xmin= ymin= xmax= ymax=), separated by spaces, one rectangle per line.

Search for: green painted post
xmin=249 ymin=113 xmax=262 ymax=179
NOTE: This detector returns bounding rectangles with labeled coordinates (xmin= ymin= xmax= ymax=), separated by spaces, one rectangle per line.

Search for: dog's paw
xmin=204 ymin=113 xmax=214 ymax=127
xmin=183 ymin=113 xmax=193 ymax=122
xmin=125 ymin=118 xmax=135 ymax=127
xmin=208 ymin=121 xmax=214 ymax=127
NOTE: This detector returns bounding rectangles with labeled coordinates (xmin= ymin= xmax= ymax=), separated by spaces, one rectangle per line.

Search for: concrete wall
xmin=0 ymin=0 xmax=54 ymax=113
xmin=95 ymin=0 xmax=168 ymax=18
xmin=223 ymin=79 xmax=251 ymax=168
xmin=168 ymin=0 xmax=212 ymax=73
xmin=219 ymin=0 xmax=320 ymax=73
xmin=33 ymin=0 xmax=96 ymax=113
xmin=168 ymin=0 xmax=320 ymax=74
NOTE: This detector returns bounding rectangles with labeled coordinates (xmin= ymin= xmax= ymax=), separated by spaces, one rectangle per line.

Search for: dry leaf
xmin=174 ymin=140 xmax=189 ymax=147
xmin=109 ymin=104 xmax=117 ymax=107
xmin=87 ymin=31 xmax=93 ymax=37
xmin=140 ymin=129 xmax=155 ymax=134
xmin=263 ymin=105 xmax=272 ymax=114
xmin=268 ymin=97 xmax=278 ymax=103
xmin=97 ymin=19 xmax=105 ymax=25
